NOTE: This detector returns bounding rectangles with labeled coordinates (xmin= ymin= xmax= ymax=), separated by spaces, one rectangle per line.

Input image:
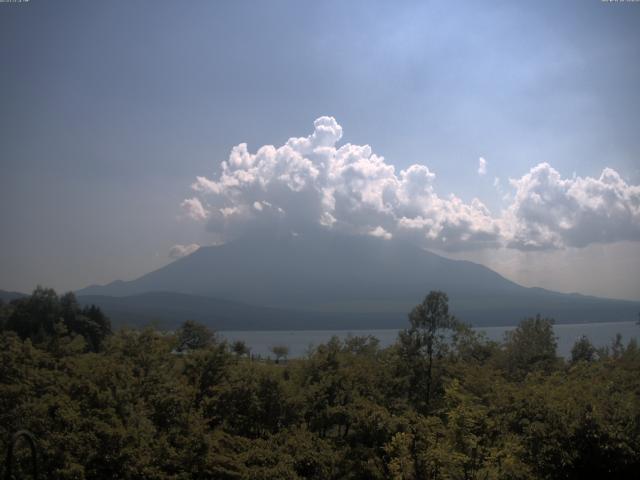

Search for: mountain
xmin=0 ymin=290 xmax=28 ymax=303
xmin=77 ymin=292 xmax=403 ymax=330
xmin=77 ymin=231 xmax=640 ymax=329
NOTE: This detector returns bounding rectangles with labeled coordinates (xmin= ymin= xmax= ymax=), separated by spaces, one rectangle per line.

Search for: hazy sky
xmin=1 ymin=0 xmax=639 ymax=300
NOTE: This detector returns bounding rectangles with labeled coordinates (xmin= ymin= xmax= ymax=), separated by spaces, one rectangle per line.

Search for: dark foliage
xmin=0 ymin=289 xmax=638 ymax=479
xmin=3 ymin=287 xmax=111 ymax=352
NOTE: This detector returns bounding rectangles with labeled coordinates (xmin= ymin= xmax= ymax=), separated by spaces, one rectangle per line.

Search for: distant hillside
xmin=0 ymin=290 xmax=27 ymax=303
xmin=76 ymin=231 xmax=640 ymax=328
xmin=77 ymin=292 xmax=403 ymax=330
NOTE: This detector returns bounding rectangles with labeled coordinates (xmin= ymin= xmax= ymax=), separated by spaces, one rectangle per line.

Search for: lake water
xmin=220 ymin=321 xmax=639 ymax=359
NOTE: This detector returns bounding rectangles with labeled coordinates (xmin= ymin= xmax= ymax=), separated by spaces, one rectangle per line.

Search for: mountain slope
xmin=77 ymin=292 xmax=405 ymax=330
xmin=78 ymin=231 xmax=523 ymax=303
xmin=77 ymin=231 xmax=640 ymax=327
xmin=0 ymin=290 xmax=28 ymax=302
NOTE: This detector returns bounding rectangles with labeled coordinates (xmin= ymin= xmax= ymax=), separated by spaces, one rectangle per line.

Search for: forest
xmin=1 ymin=287 xmax=639 ymax=479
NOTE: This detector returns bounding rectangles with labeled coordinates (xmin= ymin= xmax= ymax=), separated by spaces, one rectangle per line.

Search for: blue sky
xmin=1 ymin=0 xmax=639 ymax=299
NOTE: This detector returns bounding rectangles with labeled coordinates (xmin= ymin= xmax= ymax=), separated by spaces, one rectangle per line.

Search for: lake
xmin=220 ymin=321 xmax=639 ymax=359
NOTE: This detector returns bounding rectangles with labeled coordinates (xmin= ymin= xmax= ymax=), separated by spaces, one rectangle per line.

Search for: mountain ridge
xmin=0 ymin=290 xmax=28 ymax=302
xmin=74 ymin=231 xmax=640 ymax=329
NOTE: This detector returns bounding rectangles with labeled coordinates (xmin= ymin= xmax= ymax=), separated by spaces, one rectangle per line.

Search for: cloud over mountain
xmin=504 ymin=163 xmax=640 ymax=250
xmin=169 ymin=243 xmax=200 ymax=259
xmin=181 ymin=198 xmax=207 ymax=221
xmin=182 ymin=117 xmax=640 ymax=251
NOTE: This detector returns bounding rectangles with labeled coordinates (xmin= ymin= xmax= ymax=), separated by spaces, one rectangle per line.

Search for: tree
xmin=610 ymin=333 xmax=624 ymax=359
xmin=5 ymin=288 xmax=110 ymax=351
xmin=1 ymin=303 xmax=640 ymax=478
xmin=79 ymin=304 xmax=112 ymax=351
xmin=399 ymin=290 xmax=459 ymax=411
xmin=231 ymin=340 xmax=251 ymax=358
xmin=175 ymin=320 xmax=214 ymax=352
xmin=571 ymin=335 xmax=596 ymax=364
xmin=60 ymin=292 xmax=111 ymax=351
xmin=503 ymin=314 xmax=558 ymax=379
xmin=270 ymin=345 xmax=289 ymax=364
xmin=7 ymin=286 xmax=60 ymax=340
xmin=0 ymin=298 xmax=9 ymax=332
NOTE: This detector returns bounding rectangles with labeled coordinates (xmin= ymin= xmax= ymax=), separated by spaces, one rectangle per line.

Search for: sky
xmin=1 ymin=0 xmax=639 ymax=300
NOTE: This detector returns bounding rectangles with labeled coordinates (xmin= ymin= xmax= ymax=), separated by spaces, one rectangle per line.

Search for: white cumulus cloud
xmin=181 ymin=197 xmax=208 ymax=220
xmin=182 ymin=116 xmax=500 ymax=250
xmin=369 ymin=226 xmax=392 ymax=240
xmin=169 ymin=243 xmax=200 ymax=259
xmin=478 ymin=157 xmax=487 ymax=176
xmin=182 ymin=117 xmax=640 ymax=251
xmin=503 ymin=163 xmax=640 ymax=250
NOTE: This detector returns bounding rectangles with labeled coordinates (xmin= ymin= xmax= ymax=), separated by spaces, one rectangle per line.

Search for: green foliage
xmin=270 ymin=345 xmax=290 ymax=363
xmin=0 ymin=289 xmax=639 ymax=479
xmin=175 ymin=320 xmax=215 ymax=352
xmin=398 ymin=290 xmax=461 ymax=412
xmin=0 ymin=298 xmax=9 ymax=331
xmin=571 ymin=335 xmax=597 ymax=364
xmin=231 ymin=340 xmax=251 ymax=357
xmin=502 ymin=314 xmax=559 ymax=380
xmin=4 ymin=287 xmax=111 ymax=352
